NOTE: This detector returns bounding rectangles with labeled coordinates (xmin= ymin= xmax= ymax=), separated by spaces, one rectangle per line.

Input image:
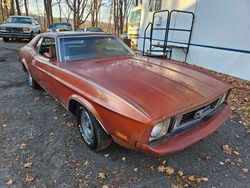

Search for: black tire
xmin=3 ymin=37 xmax=9 ymax=42
xmin=76 ymin=105 xmax=112 ymax=151
xmin=27 ymin=71 xmax=39 ymax=89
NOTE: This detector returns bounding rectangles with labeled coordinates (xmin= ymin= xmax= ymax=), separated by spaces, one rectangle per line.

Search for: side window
xmin=34 ymin=19 xmax=39 ymax=25
xmin=38 ymin=38 xmax=57 ymax=60
xmin=34 ymin=37 xmax=43 ymax=52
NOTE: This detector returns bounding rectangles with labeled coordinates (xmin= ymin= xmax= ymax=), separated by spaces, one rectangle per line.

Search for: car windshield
xmin=59 ymin=36 xmax=133 ymax=62
xmin=8 ymin=17 xmax=32 ymax=24
xmin=50 ymin=23 xmax=72 ymax=30
xmin=86 ymin=28 xmax=103 ymax=32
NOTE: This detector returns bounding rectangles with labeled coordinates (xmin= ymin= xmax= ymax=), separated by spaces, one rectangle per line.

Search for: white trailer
xmin=136 ymin=0 xmax=250 ymax=80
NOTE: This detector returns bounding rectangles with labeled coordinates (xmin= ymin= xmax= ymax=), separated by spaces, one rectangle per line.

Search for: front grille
xmin=6 ymin=27 xmax=23 ymax=32
xmin=179 ymin=98 xmax=219 ymax=125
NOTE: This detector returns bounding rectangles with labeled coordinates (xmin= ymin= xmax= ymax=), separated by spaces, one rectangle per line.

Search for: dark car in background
xmin=47 ymin=23 xmax=72 ymax=32
xmin=78 ymin=27 xmax=104 ymax=32
xmin=0 ymin=15 xmax=41 ymax=42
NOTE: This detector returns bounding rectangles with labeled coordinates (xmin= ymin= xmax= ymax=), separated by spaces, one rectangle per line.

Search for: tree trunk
xmin=0 ymin=0 xmax=5 ymax=21
xmin=10 ymin=0 xmax=15 ymax=15
xmin=15 ymin=0 xmax=21 ymax=15
xmin=24 ymin=0 xmax=28 ymax=16
xmin=44 ymin=0 xmax=53 ymax=28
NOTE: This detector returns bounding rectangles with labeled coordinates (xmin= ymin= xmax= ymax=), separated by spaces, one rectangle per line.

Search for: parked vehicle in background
xmin=0 ymin=15 xmax=41 ymax=42
xmin=18 ymin=32 xmax=231 ymax=156
xmin=78 ymin=27 xmax=104 ymax=32
xmin=47 ymin=23 xmax=72 ymax=32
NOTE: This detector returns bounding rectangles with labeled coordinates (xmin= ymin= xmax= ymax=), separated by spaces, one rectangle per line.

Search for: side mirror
xmin=43 ymin=52 xmax=52 ymax=59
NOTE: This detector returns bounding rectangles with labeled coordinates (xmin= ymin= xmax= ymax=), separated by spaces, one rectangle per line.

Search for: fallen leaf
xmin=166 ymin=166 xmax=174 ymax=176
xmin=134 ymin=168 xmax=138 ymax=172
xmin=84 ymin=161 xmax=89 ymax=165
xmin=187 ymin=175 xmax=208 ymax=183
xmin=157 ymin=165 xmax=165 ymax=173
xmin=219 ymin=161 xmax=225 ymax=165
xmin=122 ymin=157 xmax=126 ymax=161
xmin=235 ymin=158 xmax=243 ymax=163
xmin=6 ymin=179 xmax=13 ymax=186
xmin=241 ymin=168 xmax=248 ymax=173
xmin=103 ymin=185 xmax=109 ymax=188
xmin=187 ymin=175 xmax=196 ymax=182
xmin=233 ymin=151 xmax=240 ymax=156
xmin=162 ymin=160 xmax=167 ymax=165
xmin=53 ymin=116 xmax=58 ymax=120
xmin=104 ymin=154 xmax=109 ymax=158
xmin=178 ymin=170 xmax=184 ymax=177
xmin=222 ymin=144 xmax=232 ymax=154
xmin=26 ymin=173 xmax=35 ymax=182
xmin=23 ymin=162 xmax=32 ymax=168
xmin=2 ymin=124 xmax=7 ymax=127
xmin=98 ymin=172 xmax=106 ymax=180
xmin=19 ymin=143 xmax=27 ymax=149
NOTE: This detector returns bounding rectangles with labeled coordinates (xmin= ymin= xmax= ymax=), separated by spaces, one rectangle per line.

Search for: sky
xmin=27 ymin=0 xmax=111 ymax=23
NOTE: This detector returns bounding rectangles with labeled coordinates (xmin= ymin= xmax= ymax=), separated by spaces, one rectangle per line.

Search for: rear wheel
xmin=27 ymin=72 xmax=39 ymax=89
xmin=3 ymin=37 xmax=9 ymax=42
xmin=76 ymin=105 xmax=112 ymax=151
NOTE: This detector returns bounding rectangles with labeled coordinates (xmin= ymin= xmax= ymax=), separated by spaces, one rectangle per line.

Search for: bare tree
xmin=61 ymin=4 xmax=72 ymax=23
xmin=44 ymin=0 xmax=53 ymax=27
xmin=112 ymin=0 xmax=132 ymax=35
xmin=10 ymin=0 xmax=15 ymax=15
xmin=90 ymin=0 xmax=103 ymax=27
xmin=15 ymin=0 xmax=21 ymax=15
xmin=65 ymin=0 xmax=92 ymax=30
xmin=0 ymin=0 xmax=4 ymax=21
xmin=2 ymin=0 xmax=10 ymax=20
xmin=55 ymin=0 xmax=62 ymax=22
xmin=24 ymin=0 xmax=28 ymax=16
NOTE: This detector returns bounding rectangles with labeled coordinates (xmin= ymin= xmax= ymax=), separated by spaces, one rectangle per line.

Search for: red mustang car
xmin=18 ymin=32 xmax=231 ymax=156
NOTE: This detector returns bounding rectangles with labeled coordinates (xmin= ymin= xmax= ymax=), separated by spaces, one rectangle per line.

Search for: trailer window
xmin=149 ymin=0 xmax=162 ymax=11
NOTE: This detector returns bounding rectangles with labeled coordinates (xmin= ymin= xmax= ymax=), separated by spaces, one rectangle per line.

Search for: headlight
xmin=149 ymin=118 xmax=170 ymax=141
xmin=217 ymin=92 xmax=227 ymax=106
xmin=23 ymin=27 xmax=32 ymax=32
xmin=0 ymin=26 xmax=6 ymax=30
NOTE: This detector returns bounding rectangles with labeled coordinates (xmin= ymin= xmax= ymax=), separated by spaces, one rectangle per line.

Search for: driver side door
xmin=31 ymin=37 xmax=58 ymax=98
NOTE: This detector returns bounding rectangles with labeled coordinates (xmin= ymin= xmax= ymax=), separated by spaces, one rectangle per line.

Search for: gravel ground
xmin=0 ymin=40 xmax=249 ymax=188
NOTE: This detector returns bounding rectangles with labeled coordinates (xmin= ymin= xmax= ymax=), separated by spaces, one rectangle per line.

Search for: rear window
xmin=59 ymin=36 xmax=133 ymax=62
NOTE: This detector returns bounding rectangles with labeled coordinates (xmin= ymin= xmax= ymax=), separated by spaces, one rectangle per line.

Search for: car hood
xmin=1 ymin=22 xmax=32 ymax=28
xmin=65 ymin=57 xmax=230 ymax=120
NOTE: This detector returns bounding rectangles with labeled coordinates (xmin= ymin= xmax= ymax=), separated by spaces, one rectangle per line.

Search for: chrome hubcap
xmin=79 ymin=110 xmax=94 ymax=144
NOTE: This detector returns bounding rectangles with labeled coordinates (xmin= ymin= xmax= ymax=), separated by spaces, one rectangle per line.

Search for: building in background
xmin=135 ymin=0 xmax=250 ymax=80
xmin=128 ymin=0 xmax=142 ymax=49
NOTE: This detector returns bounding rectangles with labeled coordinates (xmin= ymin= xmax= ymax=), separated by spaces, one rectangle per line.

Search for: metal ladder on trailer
xmin=142 ymin=10 xmax=195 ymax=62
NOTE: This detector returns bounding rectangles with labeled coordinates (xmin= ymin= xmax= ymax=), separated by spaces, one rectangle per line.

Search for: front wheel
xmin=76 ymin=105 xmax=112 ymax=151
xmin=27 ymin=72 xmax=38 ymax=88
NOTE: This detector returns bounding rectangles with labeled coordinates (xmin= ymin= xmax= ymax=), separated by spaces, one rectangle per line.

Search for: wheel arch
xmin=67 ymin=95 xmax=109 ymax=134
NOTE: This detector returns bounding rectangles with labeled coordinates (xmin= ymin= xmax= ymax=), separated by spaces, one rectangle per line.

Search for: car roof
xmin=52 ymin=22 xmax=71 ymax=25
xmin=41 ymin=31 xmax=112 ymax=38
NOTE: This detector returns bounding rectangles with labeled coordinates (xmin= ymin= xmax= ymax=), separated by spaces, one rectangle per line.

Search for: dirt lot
xmin=0 ymin=40 xmax=249 ymax=188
